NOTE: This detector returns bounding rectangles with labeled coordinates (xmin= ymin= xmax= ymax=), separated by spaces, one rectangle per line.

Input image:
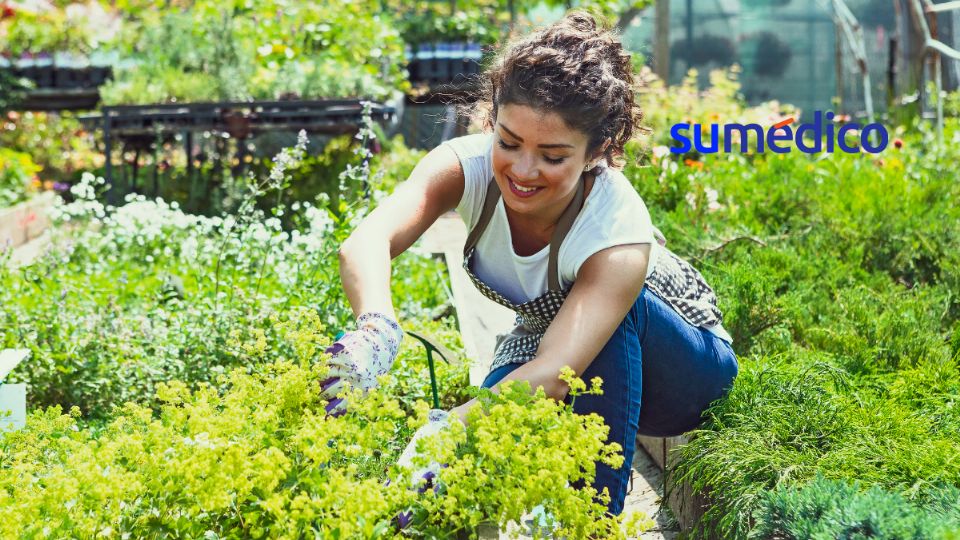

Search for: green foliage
xmin=0 ymin=147 xmax=40 ymax=207
xmin=0 ymin=328 xmax=643 ymax=538
xmin=100 ymin=0 xmax=409 ymax=104
xmin=395 ymin=7 xmax=501 ymax=45
xmin=669 ymin=354 xmax=960 ymax=538
xmin=0 ymin=119 xmax=444 ymax=419
xmin=0 ymin=1 xmax=115 ymax=57
xmin=751 ymin=476 xmax=960 ymax=540
xmin=947 ymin=89 xmax=960 ymax=118
xmin=369 ymin=132 xmax=429 ymax=195
xmin=621 ymin=69 xmax=960 ymax=538
xmin=0 ymin=70 xmax=30 ymax=112
xmin=0 ymin=111 xmax=101 ymax=184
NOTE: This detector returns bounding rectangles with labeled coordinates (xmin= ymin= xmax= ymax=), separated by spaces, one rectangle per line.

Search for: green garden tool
xmin=405 ymin=330 xmax=452 ymax=410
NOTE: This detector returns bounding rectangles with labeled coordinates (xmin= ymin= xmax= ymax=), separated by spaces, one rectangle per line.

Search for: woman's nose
xmin=511 ymin=155 xmax=538 ymax=180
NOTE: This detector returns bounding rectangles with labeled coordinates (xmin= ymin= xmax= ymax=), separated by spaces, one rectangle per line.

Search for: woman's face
xmin=491 ymin=103 xmax=599 ymax=221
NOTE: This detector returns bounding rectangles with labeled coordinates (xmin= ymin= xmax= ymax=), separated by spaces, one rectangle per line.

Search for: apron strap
xmin=547 ymin=172 xmax=589 ymax=291
xmin=463 ymin=172 xmax=592 ymax=290
xmin=463 ymin=178 xmax=503 ymax=256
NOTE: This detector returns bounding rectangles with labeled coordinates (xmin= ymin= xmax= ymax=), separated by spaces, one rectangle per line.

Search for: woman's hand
xmin=396 ymin=409 xmax=465 ymax=492
xmin=319 ymin=312 xmax=404 ymax=416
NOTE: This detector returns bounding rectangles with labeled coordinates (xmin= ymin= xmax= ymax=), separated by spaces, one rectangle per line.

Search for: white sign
xmin=0 ymin=384 xmax=26 ymax=431
xmin=0 ymin=348 xmax=29 ymax=382
xmin=0 ymin=349 xmax=28 ymax=432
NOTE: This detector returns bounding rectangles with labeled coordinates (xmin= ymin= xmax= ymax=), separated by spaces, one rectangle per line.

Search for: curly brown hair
xmin=465 ymin=10 xmax=645 ymax=173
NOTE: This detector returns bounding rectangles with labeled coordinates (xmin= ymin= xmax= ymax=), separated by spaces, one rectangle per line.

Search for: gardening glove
xmin=320 ymin=312 xmax=403 ymax=417
xmin=389 ymin=409 xmax=466 ymax=531
xmin=397 ymin=409 xmax=464 ymax=493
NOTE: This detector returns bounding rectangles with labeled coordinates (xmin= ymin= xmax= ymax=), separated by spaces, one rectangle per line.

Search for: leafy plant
xmin=0 ymin=146 xmax=40 ymax=207
xmin=752 ymin=476 xmax=960 ymax=540
xmin=618 ymin=70 xmax=960 ymax=538
xmin=0 ymin=325 xmax=648 ymax=538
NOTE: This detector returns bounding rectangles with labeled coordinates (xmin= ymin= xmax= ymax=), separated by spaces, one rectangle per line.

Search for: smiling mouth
xmin=507 ymin=176 xmax=544 ymax=197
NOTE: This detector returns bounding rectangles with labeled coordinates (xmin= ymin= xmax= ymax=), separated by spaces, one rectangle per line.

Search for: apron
xmin=462 ymin=174 xmax=725 ymax=373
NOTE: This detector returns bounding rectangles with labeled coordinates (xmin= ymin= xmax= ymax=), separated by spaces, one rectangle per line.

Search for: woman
xmin=320 ymin=11 xmax=738 ymax=516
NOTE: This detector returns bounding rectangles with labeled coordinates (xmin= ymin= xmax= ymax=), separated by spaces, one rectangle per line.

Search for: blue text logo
xmin=669 ymin=111 xmax=888 ymax=154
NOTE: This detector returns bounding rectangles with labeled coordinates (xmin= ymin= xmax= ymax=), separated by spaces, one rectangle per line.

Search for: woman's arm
xmin=338 ymin=144 xmax=466 ymax=318
xmin=451 ymin=243 xmax=650 ymax=424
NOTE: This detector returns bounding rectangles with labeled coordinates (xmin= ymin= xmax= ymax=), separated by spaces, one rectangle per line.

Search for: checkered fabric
xmin=644 ymin=248 xmax=723 ymax=328
xmin=462 ymin=248 xmax=568 ymax=371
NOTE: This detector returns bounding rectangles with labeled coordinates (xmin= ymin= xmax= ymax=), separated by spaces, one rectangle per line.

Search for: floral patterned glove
xmin=320 ymin=312 xmax=403 ymax=417
xmin=396 ymin=409 xmax=464 ymax=491
xmin=390 ymin=409 xmax=467 ymax=531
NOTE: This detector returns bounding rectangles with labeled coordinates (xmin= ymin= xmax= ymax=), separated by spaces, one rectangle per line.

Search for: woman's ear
xmin=588 ymin=138 xmax=612 ymax=166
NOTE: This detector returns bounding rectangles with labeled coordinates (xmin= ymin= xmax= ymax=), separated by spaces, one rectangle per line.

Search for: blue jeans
xmin=480 ymin=286 xmax=738 ymax=515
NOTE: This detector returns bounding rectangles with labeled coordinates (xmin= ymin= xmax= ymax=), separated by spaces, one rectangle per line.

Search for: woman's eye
xmin=497 ymin=139 xmax=566 ymax=164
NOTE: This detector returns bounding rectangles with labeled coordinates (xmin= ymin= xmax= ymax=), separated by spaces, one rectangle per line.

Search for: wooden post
xmin=655 ymin=0 xmax=671 ymax=82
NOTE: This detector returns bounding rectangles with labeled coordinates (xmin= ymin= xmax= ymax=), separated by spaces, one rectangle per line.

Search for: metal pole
xmin=655 ymin=0 xmax=671 ymax=82
xmin=836 ymin=23 xmax=845 ymax=113
xmin=686 ymin=0 xmax=694 ymax=74
xmin=888 ymin=36 xmax=898 ymax=108
xmin=103 ymin=107 xmax=114 ymax=206
xmin=930 ymin=6 xmax=944 ymax=140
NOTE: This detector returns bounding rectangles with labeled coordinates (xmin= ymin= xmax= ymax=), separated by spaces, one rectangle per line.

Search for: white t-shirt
xmin=443 ymin=132 xmax=662 ymax=304
xmin=442 ymin=132 xmax=732 ymax=342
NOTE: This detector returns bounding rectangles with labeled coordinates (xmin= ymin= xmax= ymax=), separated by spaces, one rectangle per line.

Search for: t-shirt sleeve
xmin=559 ymin=171 xmax=657 ymax=285
xmin=440 ymin=133 xmax=494 ymax=231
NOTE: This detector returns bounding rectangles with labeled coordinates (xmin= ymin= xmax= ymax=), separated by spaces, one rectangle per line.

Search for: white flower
xmin=705 ymin=187 xmax=721 ymax=212
xmin=652 ymin=145 xmax=670 ymax=160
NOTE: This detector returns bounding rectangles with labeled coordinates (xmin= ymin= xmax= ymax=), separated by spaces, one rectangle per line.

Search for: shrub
xmin=0 ymin=337 xmax=647 ymax=539
xmin=752 ymin=476 xmax=960 ymax=540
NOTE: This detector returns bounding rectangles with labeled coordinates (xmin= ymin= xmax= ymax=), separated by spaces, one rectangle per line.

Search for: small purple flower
xmin=396 ymin=510 xmax=412 ymax=529
xmin=416 ymin=470 xmax=442 ymax=495
xmin=52 ymin=182 xmax=70 ymax=193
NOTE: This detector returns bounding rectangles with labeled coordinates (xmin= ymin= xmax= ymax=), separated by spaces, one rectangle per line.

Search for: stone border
xmin=0 ymin=191 xmax=57 ymax=251
xmin=635 ymin=435 xmax=713 ymax=534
